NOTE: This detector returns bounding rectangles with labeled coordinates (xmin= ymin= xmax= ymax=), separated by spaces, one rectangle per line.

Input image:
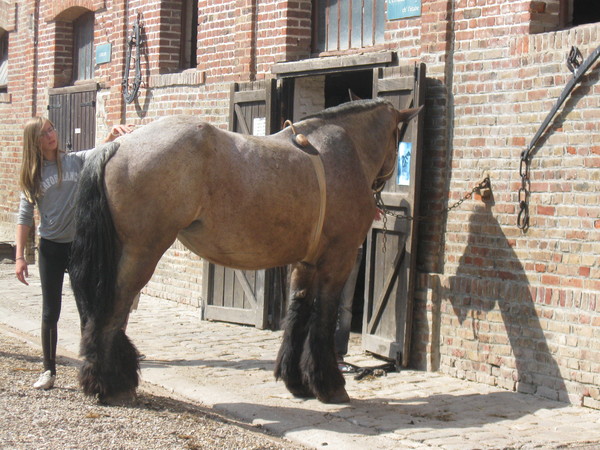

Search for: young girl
xmin=15 ymin=117 xmax=133 ymax=390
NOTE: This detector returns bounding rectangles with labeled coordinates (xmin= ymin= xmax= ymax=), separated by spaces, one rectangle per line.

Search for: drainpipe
xmin=119 ymin=0 xmax=129 ymax=123
xmin=250 ymin=0 xmax=257 ymax=81
xmin=31 ymin=0 xmax=40 ymax=115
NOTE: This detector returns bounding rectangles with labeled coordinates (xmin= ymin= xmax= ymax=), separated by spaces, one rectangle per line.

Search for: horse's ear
xmin=348 ymin=90 xmax=362 ymax=101
xmin=397 ymin=105 xmax=424 ymax=123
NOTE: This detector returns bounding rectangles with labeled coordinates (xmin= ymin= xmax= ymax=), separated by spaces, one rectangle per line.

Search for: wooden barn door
xmin=48 ymin=84 xmax=96 ymax=152
xmin=362 ymin=64 xmax=426 ymax=366
xmin=202 ymin=80 xmax=284 ymax=329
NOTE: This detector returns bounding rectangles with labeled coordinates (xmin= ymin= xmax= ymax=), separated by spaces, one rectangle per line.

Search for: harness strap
xmin=284 ymin=120 xmax=326 ymax=265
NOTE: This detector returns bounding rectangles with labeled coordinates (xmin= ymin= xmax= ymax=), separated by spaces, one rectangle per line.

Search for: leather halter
xmin=372 ymin=126 xmax=399 ymax=194
xmin=284 ymin=120 xmax=326 ymax=266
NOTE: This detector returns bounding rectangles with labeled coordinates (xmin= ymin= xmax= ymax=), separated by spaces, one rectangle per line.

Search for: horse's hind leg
xmin=79 ymin=246 xmax=162 ymax=404
xmin=274 ymin=263 xmax=316 ymax=398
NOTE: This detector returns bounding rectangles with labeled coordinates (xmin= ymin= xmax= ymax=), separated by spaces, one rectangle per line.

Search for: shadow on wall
xmin=433 ymin=203 xmax=567 ymax=402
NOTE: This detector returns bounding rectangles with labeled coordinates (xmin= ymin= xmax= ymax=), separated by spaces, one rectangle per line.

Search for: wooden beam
xmin=272 ymin=52 xmax=394 ymax=78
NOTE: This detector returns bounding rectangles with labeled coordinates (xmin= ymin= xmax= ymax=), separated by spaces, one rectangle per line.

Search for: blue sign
xmin=388 ymin=0 xmax=422 ymax=20
xmin=95 ymin=43 xmax=112 ymax=65
xmin=397 ymin=142 xmax=412 ymax=186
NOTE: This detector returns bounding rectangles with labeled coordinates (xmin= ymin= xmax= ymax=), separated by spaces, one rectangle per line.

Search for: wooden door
xmin=48 ymin=85 xmax=96 ymax=152
xmin=202 ymin=79 xmax=284 ymax=329
xmin=362 ymin=64 xmax=426 ymax=366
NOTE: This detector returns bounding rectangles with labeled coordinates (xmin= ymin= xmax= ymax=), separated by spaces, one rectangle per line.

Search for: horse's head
xmin=374 ymin=105 xmax=424 ymax=191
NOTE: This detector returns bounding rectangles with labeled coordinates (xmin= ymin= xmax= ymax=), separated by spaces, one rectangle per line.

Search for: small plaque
xmin=95 ymin=43 xmax=112 ymax=65
xmin=388 ymin=0 xmax=422 ymax=20
xmin=253 ymin=117 xmax=266 ymax=136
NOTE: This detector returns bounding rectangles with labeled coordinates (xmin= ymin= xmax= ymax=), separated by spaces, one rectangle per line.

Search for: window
xmin=73 ymin=12 xmax=94 ymax=82
xmin=180 ymin=0 xmax=198 ymax=70
xmin=561 ymin=0 xmax=600 ymax=27
xmin=0 ymin=31 xmax=7 ymax=93
xmin=313 ymin=0 xmax=386 ymax=53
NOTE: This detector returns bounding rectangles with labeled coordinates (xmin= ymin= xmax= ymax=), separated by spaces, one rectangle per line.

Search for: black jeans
xmin=38 ymin=238 xmax=71 ymax=325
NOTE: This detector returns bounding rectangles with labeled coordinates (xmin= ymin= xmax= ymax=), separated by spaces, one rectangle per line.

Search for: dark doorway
xmin=325 ymin=70 xmax=373 ymax=107
xmin=324 ymin=69 xmax=373 ymax=335
xmin=572 ymin=0 xmax=600 ymax=26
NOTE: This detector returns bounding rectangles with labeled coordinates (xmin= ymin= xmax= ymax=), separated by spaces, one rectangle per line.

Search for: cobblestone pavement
xmin=1 ymin=263 xmax=600 ymax=449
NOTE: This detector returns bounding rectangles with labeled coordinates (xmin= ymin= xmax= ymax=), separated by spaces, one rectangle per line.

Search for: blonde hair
xmin=20 ymin=117 xmax=63 ymax=203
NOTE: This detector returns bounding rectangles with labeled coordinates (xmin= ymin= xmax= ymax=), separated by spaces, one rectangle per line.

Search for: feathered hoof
xmin=97 ymin=389 xmax=137 ymax=407
xmin=317 ymin=386 xmax=350 ymax=404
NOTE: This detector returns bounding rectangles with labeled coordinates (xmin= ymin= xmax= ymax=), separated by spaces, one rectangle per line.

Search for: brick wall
xmin=1 ymin=0 xmax=599 ymax=408
xmin=0 ymin=0 xmax=33 ymax=243
xmin=411 ymin=1 xmax=600 ymax=408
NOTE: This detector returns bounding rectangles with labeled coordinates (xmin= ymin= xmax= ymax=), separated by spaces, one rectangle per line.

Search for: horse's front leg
xmin=301 ymin=277 xmax=350 ymax=404
xmin=274 ymin=262 xmax=316 ymax=398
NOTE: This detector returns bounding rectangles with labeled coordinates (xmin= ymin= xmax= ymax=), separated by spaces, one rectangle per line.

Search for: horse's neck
xmin=341 ymin=117 xmax=392 ymax=182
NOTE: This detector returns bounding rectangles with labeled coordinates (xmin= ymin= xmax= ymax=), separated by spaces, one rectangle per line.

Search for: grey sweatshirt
xmin=18 ymin=149 xmax=93 ymax=243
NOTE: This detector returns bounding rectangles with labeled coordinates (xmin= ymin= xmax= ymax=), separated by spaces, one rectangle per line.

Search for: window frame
xmin=179 ymin=0 xmax=198 ymax=70
xmin=312 ymin=0 xmax=386 ymax=53
xmin=0 ymin=31 xmax=8 ymax=93
xmin=72 ymin=11 xmax=94 ymax=82
xmin=559 ymin=0 xmax=600 ymax=28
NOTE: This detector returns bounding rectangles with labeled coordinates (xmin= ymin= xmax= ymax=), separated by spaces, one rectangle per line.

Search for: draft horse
xmin=70 ymin=99 xmax=422 ymax=404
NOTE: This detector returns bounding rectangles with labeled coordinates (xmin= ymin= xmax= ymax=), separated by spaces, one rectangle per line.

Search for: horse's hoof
xmin=285 ymin=383 xmax=315 ymax=399
xmin=98 ymin=390 xmax=137 ymax=406
xmin=317 ymin=386 xmax=350 ymax=404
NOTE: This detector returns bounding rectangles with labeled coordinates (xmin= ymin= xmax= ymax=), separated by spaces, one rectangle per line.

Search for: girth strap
xmin=284 ymin=120 xmax=326 ymax=265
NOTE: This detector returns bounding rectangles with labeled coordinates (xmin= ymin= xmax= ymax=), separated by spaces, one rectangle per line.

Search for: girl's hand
xmin=104 ymin=124 xmax=134 ymax=142
xmin=15 ymin=258 xmax=29 ymax=286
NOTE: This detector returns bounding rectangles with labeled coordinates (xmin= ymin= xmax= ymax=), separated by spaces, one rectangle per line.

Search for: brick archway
xmin=45 ymin=0 xmax=104 ymax=22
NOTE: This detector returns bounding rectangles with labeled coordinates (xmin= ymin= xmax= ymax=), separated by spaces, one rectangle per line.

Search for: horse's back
xmin=103 ymin=113 xmax=376 ymax=269
xmin=102 ymin=116 xmax=320 ymax=267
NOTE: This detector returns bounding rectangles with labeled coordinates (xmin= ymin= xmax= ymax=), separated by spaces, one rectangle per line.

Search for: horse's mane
xmin=301 ymin=98 xmax=392 ymax=121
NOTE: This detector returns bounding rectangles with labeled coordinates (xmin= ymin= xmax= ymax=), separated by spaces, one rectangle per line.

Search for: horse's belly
xmin=177 ymin=220 xmax=307 ymax=270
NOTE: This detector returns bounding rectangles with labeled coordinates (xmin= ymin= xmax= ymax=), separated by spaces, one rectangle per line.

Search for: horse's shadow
xmin=435 ymin=203 xmax=566 ymax=401
xmin=141 ymin=358 xmax=273 ymax=372
xmin=215 ymin=389 xmax=568 ymax=438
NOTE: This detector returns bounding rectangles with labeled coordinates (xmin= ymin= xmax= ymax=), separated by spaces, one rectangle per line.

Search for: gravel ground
xmin=0 ymin=327 xmax=303 ymax=449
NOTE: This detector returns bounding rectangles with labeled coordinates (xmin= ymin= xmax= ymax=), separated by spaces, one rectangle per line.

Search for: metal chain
xmin=516 ymin=45 xmax=600 ymax=232
xmin=517 ymin=153 xmax=530 ymax=231
xmin=446 ymin=176 xmax=490 ymax=213
xmin=376 ymin=176 xmax=490 ymax=222
xmin=380 ymin=206 xmax=388 ymax=253
xmin=376 ymin=177 xmax=491 ymax=252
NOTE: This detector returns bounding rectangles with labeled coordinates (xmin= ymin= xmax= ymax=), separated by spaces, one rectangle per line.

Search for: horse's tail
xmin=70 ymin=141 xmax=140 ymax=400
xmin=70 ymin=141 xmax=120 ymax=325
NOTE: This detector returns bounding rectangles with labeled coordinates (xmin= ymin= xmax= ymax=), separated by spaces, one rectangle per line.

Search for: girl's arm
xmin=15 ymin=223 xmax=31 ymax=285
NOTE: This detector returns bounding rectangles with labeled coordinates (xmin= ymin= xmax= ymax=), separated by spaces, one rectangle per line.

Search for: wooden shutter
xmin=362 ymin=64 xmax=426 ymax=366
xmin=202 ymin=79 xmax=282 ymax=329
xmin=48 ymin=85 xmax=97 ymax=152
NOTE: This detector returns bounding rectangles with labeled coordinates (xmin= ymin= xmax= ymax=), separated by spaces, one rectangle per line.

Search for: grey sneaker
xmin=33 ymin=370 xmax=55 ymax=390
